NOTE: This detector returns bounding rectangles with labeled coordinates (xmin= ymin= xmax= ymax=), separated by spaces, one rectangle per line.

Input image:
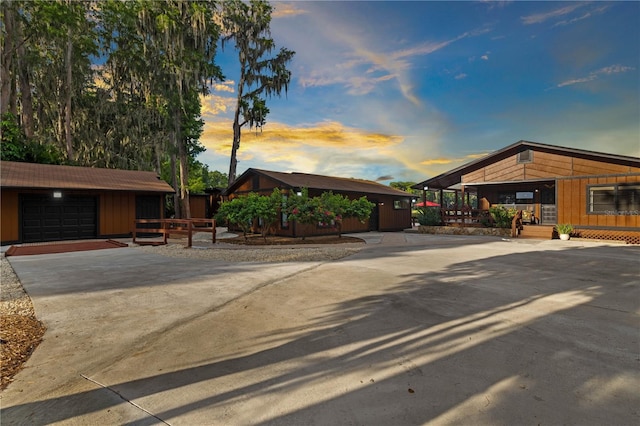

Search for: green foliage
xmin=347 ymin=196 xmax=375 ymax=223
xmin=555 ymin=223 xmax=574 ymax=234
xmin=1 ymin=114 xmax=27 ymax=161
xmin=1 ymin=113 xmax=63 ymax=164
xmin=286 ymin=188 xmax=323 ymax=232
xmin=252 ymin=189 xmax=283 ymax=240
xmin=215 ymin=189 xmax=282 ymax=240
xmin=207 ymin=170 xmax=228 ymax=188
xmin=415 ymin=207 xmax=441 ymax=226
xmin=287 ymin=189 xmax=375 ymax=238
xmin=215 ymin=196 xmax=254 ymax=239
xmin=488 ymin=206 xmax=517 ymax=228
xmin=390 ymin=181 xmax=420 ymax=197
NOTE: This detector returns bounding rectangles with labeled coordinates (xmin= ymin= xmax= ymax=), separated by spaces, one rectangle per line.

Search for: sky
xmin=199 ymin=1 xmax=640 ymax=184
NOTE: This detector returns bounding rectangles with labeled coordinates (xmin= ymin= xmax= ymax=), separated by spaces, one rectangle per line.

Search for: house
xmin=412 ymin=140 xmax=640 ymax=242
xmin=1 ymin=161 xmax=174 ymax=244
xmin=225 ymin=168 xmax=413 ymax=237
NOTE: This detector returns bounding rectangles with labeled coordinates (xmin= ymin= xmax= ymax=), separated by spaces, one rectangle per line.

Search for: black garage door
xmin=21 ymin=195 xmax=97 ymax=243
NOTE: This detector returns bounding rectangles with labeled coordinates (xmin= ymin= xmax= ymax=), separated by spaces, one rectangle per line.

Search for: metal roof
xmin=1 ymin=161 xmax=174 ymax=193
xmin=228 ymin=168 xmax=413 ymax=197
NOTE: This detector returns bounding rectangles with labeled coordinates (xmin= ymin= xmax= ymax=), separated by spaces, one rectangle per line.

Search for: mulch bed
xmin=5 ymin=240 xmax=128 ymax=257
xmin=0 ymin=314 xmax=46 ymax=390
xmin=223 ymin=234 xmax=365 ymax=245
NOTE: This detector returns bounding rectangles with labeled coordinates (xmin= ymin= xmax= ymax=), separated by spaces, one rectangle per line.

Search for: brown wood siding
xmin=573 ymin=158 xmax=639 ymax=176
xmin=524 ymin=151 xmax=574 ymax=179
xmin=378 ymin=195 xmax=412 ymax=231
xmin=99 ymin=192 xmax=136 ymax=236
xmin=463 ymin=168 xmax=485 ymax=183
xmin=189 ymin=196 xmax=207 ymax=218
xmin=483 ymin=157 xmax=525 ymax=182
xmin=1 ymin=190 xmax=19 ymax=243
xmin=557 ymin=175 xmax=640 ymax=229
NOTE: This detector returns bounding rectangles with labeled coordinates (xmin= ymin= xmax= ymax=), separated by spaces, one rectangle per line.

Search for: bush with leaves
xmin=346 ymin=196 xmax=375 ymax=224
xmin=416 ymin=207 xmax=441 ymax=226
xmin=488 ymin=206 xmax=517 ymax=228
xmin=215 ymin=189 xmax=283 ymax=241
xmin=286 ymin=188 xmax=322 ymax=239
xmin=215 ymin=196 xmax=254 ymax=239
xmin=252 ymin=189 xmax=283 ymax=240
xmin=287 ymin=189 xmax=374 ymax=239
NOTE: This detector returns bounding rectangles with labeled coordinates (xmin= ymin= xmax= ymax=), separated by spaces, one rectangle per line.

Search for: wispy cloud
xmin=521 ymin=3 xmax=587 ymax=25
xmin=553 ymin=5 xmax=610 ymax=27
xmin=556 ymin=64 xmax=635 ymax=88
xmin=306 ymin=29 xmax=489 ymax=106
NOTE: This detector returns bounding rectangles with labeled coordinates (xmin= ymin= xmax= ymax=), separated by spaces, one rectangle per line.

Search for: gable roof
xmin=229 ymin=168 xmax=412 ymax=198
xmin=413 ymin=140 xmax=640 ymax=190
xmin=1 ymin=161 xmax=174 ymax=193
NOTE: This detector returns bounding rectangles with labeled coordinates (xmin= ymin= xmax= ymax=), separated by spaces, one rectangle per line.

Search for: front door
xmin=136 ymin=195 xmax=162 ymax=235
xmin=539 ymin=184 xmax=556 ymax=225
xmin=369 ymin=200 xmax=379 ymax=231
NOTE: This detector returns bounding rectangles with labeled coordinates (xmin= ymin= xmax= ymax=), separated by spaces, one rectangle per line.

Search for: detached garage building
xmin=1 ymin=161 xmax=174 ymax=245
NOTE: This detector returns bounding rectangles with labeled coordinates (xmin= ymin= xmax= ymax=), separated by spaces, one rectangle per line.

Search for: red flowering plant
xmin=287 ymin=189 xmax=374 ymax=239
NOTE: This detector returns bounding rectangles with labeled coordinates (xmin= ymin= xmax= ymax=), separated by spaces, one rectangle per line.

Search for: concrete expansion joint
xmin=80 ymin=374 xmax=170 ymax=425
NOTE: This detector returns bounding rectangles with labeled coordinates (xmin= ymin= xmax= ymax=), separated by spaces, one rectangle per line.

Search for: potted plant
xmin=555 ymin=223 xmax=574 ymax=240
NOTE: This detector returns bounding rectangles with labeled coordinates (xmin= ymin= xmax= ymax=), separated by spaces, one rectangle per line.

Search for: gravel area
xmin=138 ymin=242 xmax=363 ymax=262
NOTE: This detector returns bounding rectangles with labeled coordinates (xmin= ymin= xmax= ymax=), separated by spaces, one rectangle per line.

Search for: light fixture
xmin=423 ymin=186 xmax=429 ymax=190
xmin=53 ymin=190 xmax=62 ymax=199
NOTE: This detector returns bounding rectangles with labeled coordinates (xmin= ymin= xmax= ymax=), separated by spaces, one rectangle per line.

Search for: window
xmin=517 ymin=149 xmax=533 ymax=163
xmin=394 ymin=199 xmax=410 ymax=209
xmin=588 ymin=184 xmax=640 ymax=215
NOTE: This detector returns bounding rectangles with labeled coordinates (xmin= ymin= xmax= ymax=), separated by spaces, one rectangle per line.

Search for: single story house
xmin=1 ymin=161 xmax=174 ymax=245
xmin=225 ymin=168 xmax=413 ymax=237
xmin=412 ymin=140 xmax=640 ymax=242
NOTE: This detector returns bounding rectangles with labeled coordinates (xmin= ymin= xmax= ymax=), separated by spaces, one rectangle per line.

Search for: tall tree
xmin=136 ymin=0 xmax=222 ymax=218
xmin=1 ymin=0 xmax=98 ymax=162
xmin=220 ymin=0 xmax=295 ymax=186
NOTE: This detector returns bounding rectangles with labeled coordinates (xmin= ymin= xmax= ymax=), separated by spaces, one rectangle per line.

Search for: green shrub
xmin=416 ymin=207 xmax=441 ymax=226
xmin=488 ymin=206 xmax=517 ymax=228
xmin=555 ymin=223 xmax=574 ymax=234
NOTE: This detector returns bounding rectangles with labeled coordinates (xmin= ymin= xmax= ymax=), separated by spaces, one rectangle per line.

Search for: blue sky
xmin=199 ymin=1 xmax=639 ymax=183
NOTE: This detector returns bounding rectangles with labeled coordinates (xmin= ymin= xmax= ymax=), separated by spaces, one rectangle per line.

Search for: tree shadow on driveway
xmin=2 ymin=242 xmax=639 ymax=425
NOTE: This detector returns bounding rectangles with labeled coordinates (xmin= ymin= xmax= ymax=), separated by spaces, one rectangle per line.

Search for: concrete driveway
xmin=1 ymin=233 xmax=639 ymax=425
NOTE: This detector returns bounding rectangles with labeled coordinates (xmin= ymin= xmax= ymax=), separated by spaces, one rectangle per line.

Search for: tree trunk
xmin=178 ymin=137 xmax=191 ymax=219
xmin=170 ymin=151 xmax=180 ymax=218
xmin=16 ymin=23 xmax=34 ymax=138
xmin=227 ymin=118 xmax=241 ymax=187
xmin=1 ymin=3 xmax=15 ymax=116
xmin=64 ymin=30 xmax=74 ymax=160
xmin=227 ymin=75 xmax=245 ymax=188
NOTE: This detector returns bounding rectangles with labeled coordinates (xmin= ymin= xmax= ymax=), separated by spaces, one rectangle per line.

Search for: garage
xmin=21 ymin=195 xmax=97 ymax=243
xmin=1 ymin=161 xmax=175 ymax=245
